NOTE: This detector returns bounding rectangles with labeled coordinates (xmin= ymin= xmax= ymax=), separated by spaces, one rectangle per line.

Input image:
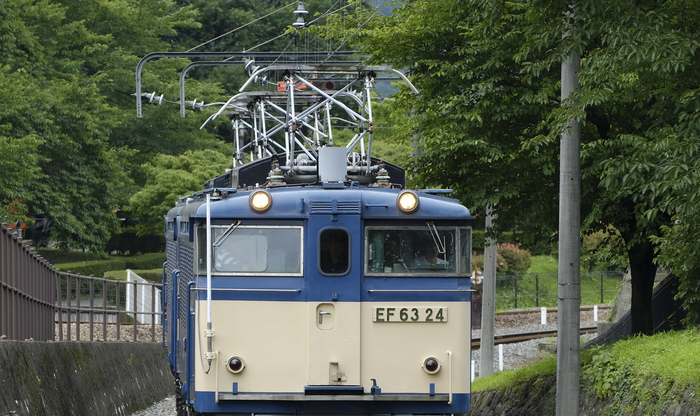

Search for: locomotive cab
xmin=164 ymin=158 xmax=473 ymax=415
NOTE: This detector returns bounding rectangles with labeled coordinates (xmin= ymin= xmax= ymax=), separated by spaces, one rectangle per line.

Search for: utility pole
xmin=556 ymin=23 xmax=581 ymax=416
xmin=480 ymin=204 xmax=497 ymax=377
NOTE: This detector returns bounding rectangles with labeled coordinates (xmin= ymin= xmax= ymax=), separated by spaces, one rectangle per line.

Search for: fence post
xmin=151 ymin=284 xmax=156 ymax=342
xmin=57 ymin=273 xmax=63 ymax=341
xmin=601 ymin=273 xmax=604 ymax=304
xmin=536 ymin=274 xmax=539 ymax=307
xmin=116 ymin=280 xmax=121 ymax=340
xmin=102 ymin=279 xmax=107 ymax=341
xmin=514 ymin=275 xmax=518 ymax=309
xmin=89 ymin=275 xmax=94 ymax=341
xmin=66 ymin=273 xmax=72 ymax=341
xmin=133 ymin=279 xmax=138 ymax=342
xmin=75 ymin=274 xmax=81 ymax=341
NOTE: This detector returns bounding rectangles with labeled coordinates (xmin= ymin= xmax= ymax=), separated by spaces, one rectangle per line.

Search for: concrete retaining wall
xmin=0 ymin=341 xmax=173 ymax=416
xmin=469 ymin=375 xmax=700 ymax=415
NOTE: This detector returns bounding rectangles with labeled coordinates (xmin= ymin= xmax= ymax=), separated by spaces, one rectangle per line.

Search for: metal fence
xmin=1 ymin=220 xmax=163 ymax=342
xmin=492 ymin=270 xmax=624 ymax=311
xmin=1 ymin=222 xmax=55 ymax=341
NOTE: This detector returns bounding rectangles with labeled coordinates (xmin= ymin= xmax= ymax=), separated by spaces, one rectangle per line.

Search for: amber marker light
xmin=422 ymin=357 xmax=440 ymax=374
xmin=250 ymin=190 xmax=272 ymax=213
xmin=397 ymin=191 xmax=419 ymax=214
xmin=226 ymin=356 xmax=245 ymax=374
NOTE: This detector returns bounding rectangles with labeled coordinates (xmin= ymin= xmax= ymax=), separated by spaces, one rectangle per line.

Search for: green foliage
xmin=37 ymin=249 xmax=108 ymax=264
xmin=55 ymin=259 xmax=128 ymax=277
xmin=472 ymin=242 xmax=532 ymax=274
xmin=475 ymin=329 xmax=700 ymax=415
xmin=128 ymin=149 xmax=231 ymax=236
xmin=497 ymin=243 xmax=532 ymax=274
xmin=473 ymin=253 xmax=508 ymax=274
xmin=581 ymin=329 xmax=700 ymax=415
xmin=122 ymin=252 xmax=167 ymax=270
xmin=653 ymin=220 xmax=700 ymax=326
xmin=53 ymin=252 xmax=165 ymax=277
xmin=330 ymin=0 xmax=700 ymax=333
xmin=0 ymin=0 xmax=206 ymax=251
xmin=472 ymin=356 xmax=557 ymax=393
xmin=581 ymin=227 xmax=628 ymax=272
xmin=514 ymin=0 xmax=700 ymax=328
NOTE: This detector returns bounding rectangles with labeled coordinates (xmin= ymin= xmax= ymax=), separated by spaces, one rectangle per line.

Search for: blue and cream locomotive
xmin=160 ymin=64 xmax=474 ymax=415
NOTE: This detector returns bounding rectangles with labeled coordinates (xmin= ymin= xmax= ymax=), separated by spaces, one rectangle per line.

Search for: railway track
xmin=471 ymin=326 xmax=598 ymax=350
xmin=471 ymin=306 xmax=610 ymax=350
xmin=494 ymin=305 xmax=611 ymax=317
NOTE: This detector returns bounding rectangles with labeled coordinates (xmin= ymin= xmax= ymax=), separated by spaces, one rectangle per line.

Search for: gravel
xmin=471 ymin=321 xmax=600 ymax=376
xmin=129 ymin=396 xmax=176 ymax=416
xmin=470 ymin=307 xmax=610 ymax=376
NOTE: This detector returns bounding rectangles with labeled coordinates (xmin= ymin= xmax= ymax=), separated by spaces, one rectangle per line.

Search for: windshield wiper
xmin=427 ymin=221 xmax=446 ymax=254
xmin=213 ymin=220 xmax=241 ymax=247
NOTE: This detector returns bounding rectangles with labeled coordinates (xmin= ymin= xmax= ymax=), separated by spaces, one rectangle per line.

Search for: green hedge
xmin=55 ymin=259 xmax=128 ymax=277
xmin=123 ymin=252 xmax=166 ymax=270
xmin=54 ymin=252 xmax=166 ymax=278
xmin=36 ymin=249 xmax=107 ymax=264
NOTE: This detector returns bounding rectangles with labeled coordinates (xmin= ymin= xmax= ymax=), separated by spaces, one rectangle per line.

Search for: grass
xmin=473 ymin=356 xmax=557 ymax=393
xmin=473 ymin=328 xmax=700 ymax=413
xmin=587 ymin=329 xmax=700 ymax=389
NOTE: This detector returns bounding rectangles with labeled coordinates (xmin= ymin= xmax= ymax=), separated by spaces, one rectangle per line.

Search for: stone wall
xmin=469 ymin=375 xmax=700 ymax=415
xmin=0 ymin=341 xmax=173 ymax=416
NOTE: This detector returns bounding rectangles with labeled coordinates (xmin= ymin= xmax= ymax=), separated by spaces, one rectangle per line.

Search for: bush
xmin=497 ymin=243 xmax=532 ymax=274
xmin=473 ymin=253 xmax=509 ymax=274
xmin=36 ymin=249 xmax=107 ymax=264
xmin=54 ymin=259 xmax=127 ymax=277
xmin=54 ymin=252 xmax=166 ymax=278
xmin=123 ymin=252 xmax=166 ymax=270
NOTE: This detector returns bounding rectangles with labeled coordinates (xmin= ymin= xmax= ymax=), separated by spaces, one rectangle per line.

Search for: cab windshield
xmin=197 ymin=225 xmax=302 ymax=275
xmin=365 ymin=226 xmax=471 ymax=276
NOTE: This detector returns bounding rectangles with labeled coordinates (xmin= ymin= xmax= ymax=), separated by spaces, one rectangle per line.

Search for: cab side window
xmin=319 ymin=229 xmax=349 ymax=275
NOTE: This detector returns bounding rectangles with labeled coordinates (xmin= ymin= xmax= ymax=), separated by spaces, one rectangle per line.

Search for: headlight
xmin=422 ymin=357 xmax=440 ymax=374
xmin=250 ymin=190 xmax=272 ymax=213
xmin=226 ymin=356 xmax=246 ymax=374
xmin=397 ymin=191 xmax=419 ymax=214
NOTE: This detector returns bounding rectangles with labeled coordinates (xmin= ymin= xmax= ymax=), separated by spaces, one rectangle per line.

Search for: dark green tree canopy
xmin=320 ymin=0 xmax=700 ymax=332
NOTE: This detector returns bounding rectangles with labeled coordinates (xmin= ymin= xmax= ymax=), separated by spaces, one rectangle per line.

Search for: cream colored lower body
xmin=194 ymin=300 xmax=471 ymax=396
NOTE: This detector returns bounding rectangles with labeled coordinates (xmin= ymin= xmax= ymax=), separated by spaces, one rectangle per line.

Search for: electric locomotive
xmin=158 ymin=64 xmax=474 ymax=415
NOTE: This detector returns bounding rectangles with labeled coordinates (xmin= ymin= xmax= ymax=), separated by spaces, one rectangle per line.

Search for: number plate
xmin=372 ymin=307 xmax=447 ymax=323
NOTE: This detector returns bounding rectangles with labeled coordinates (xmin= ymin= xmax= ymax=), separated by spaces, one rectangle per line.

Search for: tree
xmin=129 ymin=149 xmax=231 ymax=237
xmin=328 ymin=0 xmax=700 ymax=334
xmin=516 ymin=0 xmax=700 ymax=334
xmin=326 ymin=0 xmax=561 ymax=245
xmin=0 ymin=0 xmax=205 ymax=250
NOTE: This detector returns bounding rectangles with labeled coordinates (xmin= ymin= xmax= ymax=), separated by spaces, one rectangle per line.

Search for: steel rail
xmin=495 ymin=305 xmax=611 ymax=317
xmin=471 ymin=326 xmax=598 ymax=350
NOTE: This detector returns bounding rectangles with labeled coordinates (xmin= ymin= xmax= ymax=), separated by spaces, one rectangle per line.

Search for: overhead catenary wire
xmin=186 ymin=1 xmax=298 ymax=52
xmin=322 ymin=0 xmax=389 ymax=63
xmin=242 ymin=1 xmax=367 ymax=64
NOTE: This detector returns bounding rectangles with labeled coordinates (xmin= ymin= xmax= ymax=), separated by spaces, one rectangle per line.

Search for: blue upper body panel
xmin=173 ymin=186 xmax=472 ymax=222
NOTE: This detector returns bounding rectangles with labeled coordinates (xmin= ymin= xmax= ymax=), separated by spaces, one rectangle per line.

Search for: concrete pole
xmin=480 ymin=204 xmax=497 ymax=377
xmin=556 ymin=50 xmax=581 ymax=415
